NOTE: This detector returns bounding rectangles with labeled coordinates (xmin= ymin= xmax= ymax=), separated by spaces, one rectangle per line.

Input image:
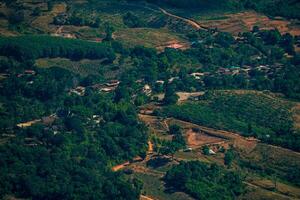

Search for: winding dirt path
xmin=159 ymin=7 xmax=205 ymax=30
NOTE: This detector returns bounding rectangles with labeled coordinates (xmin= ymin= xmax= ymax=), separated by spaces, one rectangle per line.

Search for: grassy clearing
xmin=241 ymin=185 xmax=295 ymax=200
xmin=114 ymin=28 xmax=188 ymax=49
xmin=236 ymin=142 xmax=300 ymax=190
xmin=30 ymin=2 xmax=67 ymax=32
xmin=249 ymin=178 xmax=300 ymax=199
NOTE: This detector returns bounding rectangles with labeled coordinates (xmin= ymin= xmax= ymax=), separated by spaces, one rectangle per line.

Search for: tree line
xmin=0 ymin=35 xmax=116 ymax=62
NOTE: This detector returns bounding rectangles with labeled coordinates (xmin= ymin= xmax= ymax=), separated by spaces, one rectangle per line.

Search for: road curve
xmin=159 ymin=7 xmax=206 ymax=30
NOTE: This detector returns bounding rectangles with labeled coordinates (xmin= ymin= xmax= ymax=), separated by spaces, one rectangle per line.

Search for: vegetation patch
xmin=114 ymin=28 xmax=188 ymax=50
xmin=165 ymin=161 xmax=244 ymax=200
xmin=0 ymin=35 xmax=116 ymax=61
xmin=162 ymin=91 xmax=299 ymax=151
xmin=36 ymin=58 xmax=106 ymax=76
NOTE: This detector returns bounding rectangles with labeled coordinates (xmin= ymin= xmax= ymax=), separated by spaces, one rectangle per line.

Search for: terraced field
xmin=196 ymin=11 xmax=300 ymax=36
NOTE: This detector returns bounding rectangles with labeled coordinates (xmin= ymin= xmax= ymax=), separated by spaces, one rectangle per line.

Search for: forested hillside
xmin=0 ymin=0 xmax=299 ymax=199
xmin=0 ymin=65 xmax=148 ymax=199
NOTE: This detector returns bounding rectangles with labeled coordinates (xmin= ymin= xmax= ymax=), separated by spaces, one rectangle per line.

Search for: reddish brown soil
xmin=185 ymin=129 xmax=224 ymax=148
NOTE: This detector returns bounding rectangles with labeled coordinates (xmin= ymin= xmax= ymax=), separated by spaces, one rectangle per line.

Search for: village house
xmin=24 ymin=70 xmax=36 ymax=75
xmin=168 ymin=76 xmax=179 ymax=83
xmin=208 ymin=149 xmax=216 ymax=155
xmin=234 ymin=36 xmax=246 ymax=42
xmin=135 ymin=79 xmax=144 ymax=83
xmin=92 ymin=115 xmax=102 ymax=124
xmin=91 ymin=80 xmax=120 ymax=93
xmin=241 ymin=65 xmax=252 ymax=73
xmin=100 ymin=87 xmax=114 ymax=92
xmin=105 ymin=80 xmax=120 ymax=87
xmin=156 ymin=80 xmax=165 ymax=85
xmin=143 ymin=84 xmax=152 ymax=96
xmin=256 ymin=65 xmax=270 ymax=72
xmin=70 ymin=86 xmax=86 ymax=96
xmin=17 ymin=70 xmax=36 ymax=78
xmin=184 ymin=147 xmax=193 ymax=152
xmin=52 ymin=32 xmax=76 ymax=39
xmin=190 ymin=72 xmax=205 ymax=80
xmin=218 ymin=67 xmax=231 ymax=75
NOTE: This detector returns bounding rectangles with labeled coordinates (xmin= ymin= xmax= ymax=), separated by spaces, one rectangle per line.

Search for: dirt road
xmin=159 ymin=7 xmax=205 ymax=30
xmin=112 ymin=140 xmax=154 ymax=172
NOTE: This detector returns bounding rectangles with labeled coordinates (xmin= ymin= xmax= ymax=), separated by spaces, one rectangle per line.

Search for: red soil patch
xmin=185 ymin=129 xmax=224 ymax=148
xmin=156 ymin=39 xmax=190 ymax=51
xmin=112 ymin=161 xmax=130 ymax=172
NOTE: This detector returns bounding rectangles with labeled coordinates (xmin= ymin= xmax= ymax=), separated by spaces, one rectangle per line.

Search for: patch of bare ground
xmin=198 ymin=11 xmax=300 ymax=36
xmin=139 ymin=114 xmax=171 ymax=140
xmin=185 ymin=129 xmax=224 ymax=149
xmin=292 ymin=103 xmax=300 ymax=130
xmin=156 ymin=39 xmax=190 ymax=52
xmin=139 ymin=114 xmax=259 ymax=153
xmin=167 ymin=118 xmax=258 ymax=152
xmin=176 ymin=92 xmax=205 ymax=102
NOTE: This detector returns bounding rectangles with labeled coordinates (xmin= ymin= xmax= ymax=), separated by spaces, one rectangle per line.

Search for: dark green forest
xmin=0 ymin=65 xmax=148 ymax=199
xmin=0 ymin=35 xmax=116 ymax=62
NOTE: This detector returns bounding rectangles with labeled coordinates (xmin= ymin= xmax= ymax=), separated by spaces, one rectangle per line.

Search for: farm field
xmin=114 ymin=28 xmax=189 ymax=50
xmin=137 ymin=110 xmax=300 ymax=200
xmin=133 ymin=89 xmax=300 ymax=199
xmin=195 ymin=11 xmax=300 ymax=36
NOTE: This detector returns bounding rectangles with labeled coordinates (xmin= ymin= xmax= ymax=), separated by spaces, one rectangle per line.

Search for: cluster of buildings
xmin=17 ymin=69 xmax=36 ymax=78
xmin=189 ymin=63 xmax=283 ymax=80
xmin=69 ymin=80 xmax=121 ymax=96
xmin=91 ymin=80 xmax=120 ymax=93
